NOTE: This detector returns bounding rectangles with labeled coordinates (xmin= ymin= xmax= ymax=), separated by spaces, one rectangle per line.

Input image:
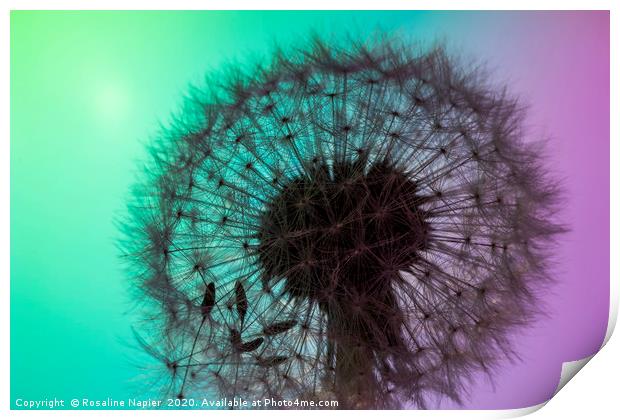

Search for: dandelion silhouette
xmin=122 ymin=37 xmax=563 ymax=409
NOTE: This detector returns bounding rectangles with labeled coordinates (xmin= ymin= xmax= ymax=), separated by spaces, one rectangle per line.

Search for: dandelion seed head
xmin=121 ymin=36 xmax=563 ymax=409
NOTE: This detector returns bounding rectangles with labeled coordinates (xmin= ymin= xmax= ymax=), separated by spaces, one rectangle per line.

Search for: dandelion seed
xmin=121 ymin=36 xmax=563 ymax=409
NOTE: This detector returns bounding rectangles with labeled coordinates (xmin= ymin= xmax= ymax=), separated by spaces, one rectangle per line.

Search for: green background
xmin=12 ymin=10 xmax=609 ymax=410
xmin=11 ymin=10 xmax=454 ymax=406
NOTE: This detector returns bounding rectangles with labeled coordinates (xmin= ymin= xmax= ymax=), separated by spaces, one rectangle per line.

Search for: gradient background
xmin=10 ymin=11 xmax=610 ymax=409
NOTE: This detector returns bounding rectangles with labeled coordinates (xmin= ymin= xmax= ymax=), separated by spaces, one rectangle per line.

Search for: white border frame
xmin=2 ymin=2 xmax=616 ymax=419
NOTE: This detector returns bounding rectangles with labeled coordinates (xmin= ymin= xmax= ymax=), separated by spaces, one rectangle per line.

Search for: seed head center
xmin=258 ymin=159 xmax=430 ymax=303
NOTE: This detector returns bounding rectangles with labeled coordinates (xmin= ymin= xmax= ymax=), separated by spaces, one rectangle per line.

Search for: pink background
xmin=435 ymin=11 xmax=610 ymax=409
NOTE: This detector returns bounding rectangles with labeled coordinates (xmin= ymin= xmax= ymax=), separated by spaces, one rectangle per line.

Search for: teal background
xmin=10 ymin=10 xmax=447 ymax=407
xmin=11 ymin=11 xmax=609 ymax=409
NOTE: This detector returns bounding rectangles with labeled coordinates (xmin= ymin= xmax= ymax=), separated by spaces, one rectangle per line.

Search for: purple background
xmin=10 ymin=10 xmax=609 ymax=410
xmin=436 ymin=11 xmax=610 ymax=409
